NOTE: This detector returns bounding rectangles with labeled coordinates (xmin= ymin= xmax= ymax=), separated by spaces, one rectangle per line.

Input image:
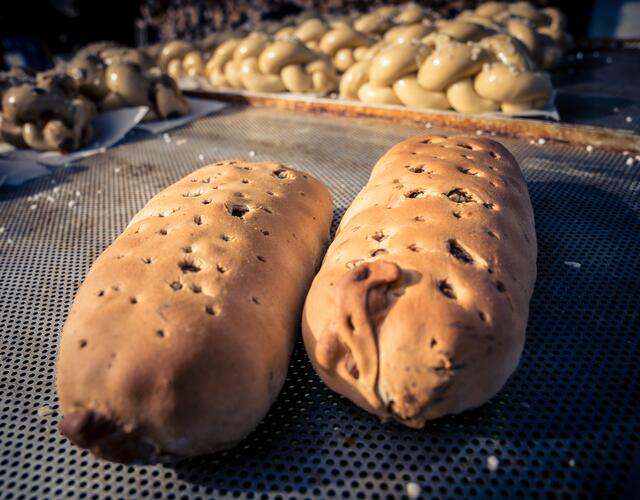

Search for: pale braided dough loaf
xmin=340 ymin=34 xmax=552 ymax=113
xmin=207 ymin=34 xmax=337 ymax=94
xmin=328 ymin=1 xmax=566 ymax=73
xmin=303 ymin=135 xmax=536 ymax=428
xmin=57 ymin=161 xmax=332 ymax=463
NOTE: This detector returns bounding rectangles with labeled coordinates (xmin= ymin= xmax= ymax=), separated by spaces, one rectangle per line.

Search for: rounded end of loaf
xmin=59 ymin=409 xmax=162 ymax=464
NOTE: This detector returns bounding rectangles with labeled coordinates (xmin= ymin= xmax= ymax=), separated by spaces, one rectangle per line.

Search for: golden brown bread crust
xmin=57 ymin=161 xmax=332 ymax=463
xmin=302 ymin=135 xmax=536 ymax=427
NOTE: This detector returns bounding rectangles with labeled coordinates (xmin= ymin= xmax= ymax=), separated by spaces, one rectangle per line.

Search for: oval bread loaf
xmin=57 ymin=160 xmax=332 ymax=462
xmin=302 ymin=135 xmax=536 ymax=427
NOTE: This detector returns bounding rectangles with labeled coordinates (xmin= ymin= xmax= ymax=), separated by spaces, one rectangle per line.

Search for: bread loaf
xmin=302 ymin=135 xmax=536 ymax=427
xmin=57 ymin=161 xmax=332 ymax=462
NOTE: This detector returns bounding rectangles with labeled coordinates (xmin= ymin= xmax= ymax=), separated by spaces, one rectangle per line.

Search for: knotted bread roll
xmin=159 ymin=41 xmax=206 ymax=80
xmin=319 ymin=24 xmax=373 ymax=72
xmin=303 ymin=134 xmax=536 ymax=427
xmin=66 ymin=44 xmax=190 ymax=119
xmin=0 ymin=72 xmax=96 ymax=152
xmin=57 ymin=161 xmax=333 ymax=463
xmin=103 ymin=63 xmax=190 ymax=120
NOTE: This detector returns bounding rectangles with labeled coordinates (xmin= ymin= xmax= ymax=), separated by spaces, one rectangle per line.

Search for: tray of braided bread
xmin=161 ymin=1 xmax=568 ymax=119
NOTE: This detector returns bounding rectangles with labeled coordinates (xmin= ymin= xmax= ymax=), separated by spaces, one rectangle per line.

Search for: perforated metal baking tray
xmin=0 ymin=106 xmax=638 ymax=499
xmin=554 ymin=48 xmax=640 ymax=133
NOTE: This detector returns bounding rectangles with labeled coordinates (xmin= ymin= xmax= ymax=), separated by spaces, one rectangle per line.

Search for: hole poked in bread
xmin=216 ymin=264 xmax=227 ymax=274
xmin=191 ymin=284 xmax=202 ymax=293
xmin=251 ymin=296 xmax=260 ymax=305
xmin=178 ymin=259 xmax=200 ymax=274
xmin=457 ymin=166 xmax=478 ymax=176
xmin=272 ymin=168 xmax=295 ymax=180
xmin=193 ymin=215 xmax=203 ymax=225
xmin=205 ymin=305 xmax=217 ymax=315
xmin=371 ymin=248 xmax=388 ymax=257
xmin=256 ymin=255 xmax=266 ymax=262
xmin=370 ymin=230 xmax=387 ymax=242
xmin=169 ymin=281 xmax=182 ymax=291
xmin=447 ymin=239 xmax=474 ymax=264
xmin=227 ymin=204 xmax=249 ymax=218
xmin=344 ymin=350 xmax=359 ymax=379
xmin=408 ymin=165 xmax=430 ymax=174
xmin=407 ymin=244 xmax=421 ymax=252
xmin=438 ymin=279 xmax=456 ymax=299
xmin=404 ymin=189 xmax=426 ymax=199
xmin=495 ymin=280 xmax=506 ymax=293
xmin=445 ymin=188 xmax=474 ymax=203
xmin=142 ymin=257 xmax=152 ymax=264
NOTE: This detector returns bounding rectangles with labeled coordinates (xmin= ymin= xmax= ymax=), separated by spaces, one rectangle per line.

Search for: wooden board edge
xmin=186 ymin=89 xmax=640 ymax=154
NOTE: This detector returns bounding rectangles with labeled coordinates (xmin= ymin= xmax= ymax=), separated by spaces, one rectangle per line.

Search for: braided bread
xmin=207 ymin=34 xmax=337 ymax=95
xmin=66 ymin=45 xmax=190 ymax=120
xmin=0 ymin=71 xmax=95 ymax=152
xmin=339 ymin=33 xmax=552 ymax=113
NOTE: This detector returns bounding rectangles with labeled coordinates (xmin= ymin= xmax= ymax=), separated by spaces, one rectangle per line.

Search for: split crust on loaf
xmin=303 ymin=135 xmax=536 ymax=428
xmin=57 ymin=160 xmax=332 ymax=463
